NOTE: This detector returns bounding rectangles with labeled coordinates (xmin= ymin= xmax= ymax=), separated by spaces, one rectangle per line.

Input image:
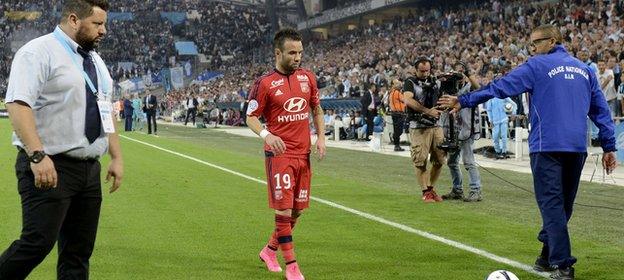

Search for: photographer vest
xmin=403 ymin=76 xmax=441 ymax=128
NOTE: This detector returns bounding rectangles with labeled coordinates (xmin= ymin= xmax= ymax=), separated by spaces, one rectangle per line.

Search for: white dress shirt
xmin=5 ymin=26 xmax=113 ymax=159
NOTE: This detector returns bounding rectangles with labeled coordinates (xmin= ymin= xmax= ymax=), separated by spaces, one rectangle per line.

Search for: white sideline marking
xmin=120 ymin=135 xmax=550 ymax=278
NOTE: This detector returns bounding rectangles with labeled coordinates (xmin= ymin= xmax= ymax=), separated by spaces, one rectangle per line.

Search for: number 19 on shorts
xmin=273 ymin=173 xmax=292 ymax=190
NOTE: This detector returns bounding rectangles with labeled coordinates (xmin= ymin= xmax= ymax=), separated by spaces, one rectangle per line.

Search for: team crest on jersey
xmin=299 ymin=82 xmax=310 ymax=93
xmin=270 ymin=78 xmax=284 ymax=89
xmin=296 ymin=74 xmax=309 ymax=82
xmin=246 ymin=100 xmax=258 ymax=115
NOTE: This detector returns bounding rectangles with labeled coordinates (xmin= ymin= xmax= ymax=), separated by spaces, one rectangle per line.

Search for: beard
xmin=75 ymin=26 xmax=100 ymax=51
xmin=280 ymin=60 xmax=299 ymax=73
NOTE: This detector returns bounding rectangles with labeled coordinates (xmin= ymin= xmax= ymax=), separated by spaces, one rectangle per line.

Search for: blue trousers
xmin=447 ymin=138 xmax=481 ymax=191
xmin=530 ymin=152 xmax=586 ymax=268
xmin=492 ymin=122 xmax=508 ymax=153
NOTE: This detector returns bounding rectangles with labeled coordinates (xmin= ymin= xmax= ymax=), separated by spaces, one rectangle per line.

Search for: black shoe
xmin=394 ymin=146 xmax=405 ymax=152
xmin=550 ymin=266 xmax=574 ymax=280
xmin=441 ymin=189 xmax=464 ymax=200
xmin=534 ymin=256 xmax=554 ymax=272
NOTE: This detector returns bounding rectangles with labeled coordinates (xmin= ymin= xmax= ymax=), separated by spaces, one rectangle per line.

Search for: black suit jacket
xmin=143 ymin=95 xmax=157 ymax=112
xmin=360 ymin=91 xmax=376 ymax=116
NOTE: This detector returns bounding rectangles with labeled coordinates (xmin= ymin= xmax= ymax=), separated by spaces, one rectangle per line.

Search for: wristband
xmin=259 ymin=129 xmax=271 ymax=139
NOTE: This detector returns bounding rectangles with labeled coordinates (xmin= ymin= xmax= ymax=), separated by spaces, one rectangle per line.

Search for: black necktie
xmin=78 ymin=47 xmax=101 ymax=143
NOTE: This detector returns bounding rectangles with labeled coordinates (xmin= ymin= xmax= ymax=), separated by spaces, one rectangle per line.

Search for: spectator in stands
xmin=349 ymin=76 xmax=362 ymax=98
xmin=577 ymin=49 xmax=599 ymax=74
xmin=612 ymin=57 xmax=622 ymax=100
xmin=597 ymin=59 xmax=617 ymax=119
xmin=348 ymin=110 xmax=363 ymax=140
xmin=324 ymin=109 xmax=335 ymax=135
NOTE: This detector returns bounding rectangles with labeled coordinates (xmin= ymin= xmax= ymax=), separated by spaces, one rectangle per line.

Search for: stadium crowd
xmin=0 ymin=0 xmax=270 ymax=97
xmin=297 ymin=0 xmax=624 ymax=143
xmin=304 ymin=0 xmax=624 ymax=99
xmin=2 ymin=0 xmax=624 ymax=129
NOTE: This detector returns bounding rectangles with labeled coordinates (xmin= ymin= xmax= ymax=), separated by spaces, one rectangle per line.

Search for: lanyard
xmin=53 ymin=29 xmax=98 ymax=96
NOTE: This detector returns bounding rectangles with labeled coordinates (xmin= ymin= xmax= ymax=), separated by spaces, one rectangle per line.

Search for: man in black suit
xmin=360 ymin=83 xmax=377 ymax=140
xmin=184 ymin=93 xmax=199 ymax=126
xmin=143 ymin=89 xmax=157 ymax=135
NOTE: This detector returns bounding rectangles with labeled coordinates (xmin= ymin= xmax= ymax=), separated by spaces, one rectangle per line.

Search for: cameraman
xmin=441 ymin=63 xmax=484 ymax=202
xmin=403 ymin=58 xmax=445 ymax=203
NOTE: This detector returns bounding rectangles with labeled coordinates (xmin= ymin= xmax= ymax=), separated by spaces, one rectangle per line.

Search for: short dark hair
xmin=273 ymin=28 xmax=302 ymax=51
xmin=414 ymin=56 xmax=432 ymax=68
xmin=364 ymin=83 xmax=377 ymax=91
xmin=62 ymin=0 xmax=109 ymax=20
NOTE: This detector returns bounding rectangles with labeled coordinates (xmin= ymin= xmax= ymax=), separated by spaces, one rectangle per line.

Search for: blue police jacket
xmin=459 ymin=45 xmax=616 ymax=153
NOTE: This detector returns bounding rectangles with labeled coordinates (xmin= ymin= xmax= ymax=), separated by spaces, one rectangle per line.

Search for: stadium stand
xmin=1 ymin=0 xmax=623 ymax=128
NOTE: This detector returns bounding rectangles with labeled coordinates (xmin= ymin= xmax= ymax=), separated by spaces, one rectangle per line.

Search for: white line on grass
xmin=120 ymin=135 xmax=550 ymax=279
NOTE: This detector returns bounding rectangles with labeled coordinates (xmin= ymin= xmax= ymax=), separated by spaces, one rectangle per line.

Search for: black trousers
xmin=184 ymin=108 xmax=197 ymax=126
xmin=391 ymin=114 xmax=405 ymax=146
xmin=146 ymin=109 xmax=157 ymax=134
xmin=364 ymin=111 xmax=375 ymax=138
xmin=124 ymin=112 xmax=133 ymax=131
xmin=0 ymin=151 xmax=102 ymax=280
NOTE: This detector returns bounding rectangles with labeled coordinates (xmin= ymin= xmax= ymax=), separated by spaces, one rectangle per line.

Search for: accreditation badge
xmin=97 ymin=100 xmax=116 ymax=133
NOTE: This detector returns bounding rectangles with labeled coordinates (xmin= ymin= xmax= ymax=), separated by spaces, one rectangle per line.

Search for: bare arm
xmin=312 ymin=105 xmax=326 ymax=160
xmin=106 ymin=117 xmax=123 ymax=193
xmin=246 ymin=115 xmax=286 ymax=155
xmin=467 ymin=74 xmax=480 ymax=90
xmin=246 ymin=115 xmax=264 ymax=135
xmin=601 ymin=74 xmax=613 ymax=90
xmin=6 ymin=102 xmax=44 ymax=152
xmin=6 ymin=101 xmax=57 ymax=189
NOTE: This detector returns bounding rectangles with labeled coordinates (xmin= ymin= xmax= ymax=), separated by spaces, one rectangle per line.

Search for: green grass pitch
xmin=0 ymin=119 xmax=622 ymax=279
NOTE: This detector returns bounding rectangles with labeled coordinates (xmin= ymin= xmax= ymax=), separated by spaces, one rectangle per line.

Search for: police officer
xmin=403 ymin=57 xmax=446 ymax=203
xmin=438 ymin=24 xmax=617 ymax=280
xmin=0 ymin=1 xmax=123 ymax=279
